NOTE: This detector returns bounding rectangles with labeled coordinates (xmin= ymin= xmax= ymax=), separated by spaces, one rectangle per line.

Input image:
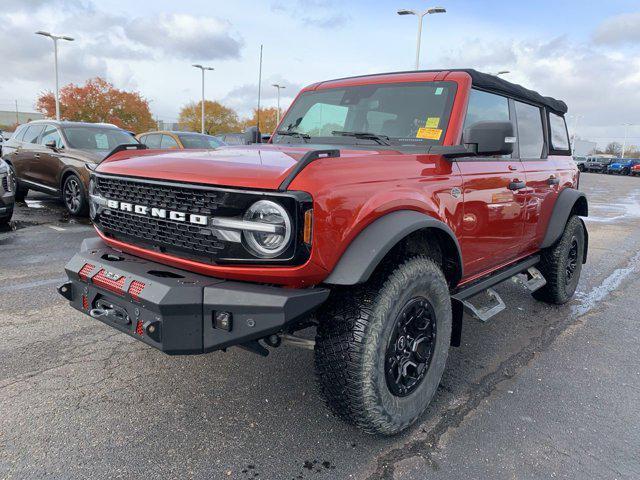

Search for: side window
xmin=144 ymin=134 xmax=162 ymax=149
xmin=514 ymin=101 xmax=544 ymax=159
xmin=160 ymin=134 xmax=179 ymax=149
xmin=138 ymin=135 xmax=147 ymax=145
xmin=13 ymin=125 xmax=27 ymax=141
xmin=22 ymin=125 xmax=45 ymax=144
xmin=549 ymin=112 xmax=570 ymax=152
xmin=40 ymin=126 xmax=64 ymax=148
xmin=463 ymin=89 xmax=509 ymax=129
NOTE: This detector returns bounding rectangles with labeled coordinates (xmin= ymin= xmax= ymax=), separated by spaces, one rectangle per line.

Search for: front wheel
xmin=533 ymin=215 xmax=585 ymax=305
xmin=314 ymin=256 xmax=452 ymax=435
xmin=62 ymin=174 xmax=88 ymax=216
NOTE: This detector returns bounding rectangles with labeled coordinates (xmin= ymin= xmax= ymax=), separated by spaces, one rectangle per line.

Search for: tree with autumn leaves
xmin=36 ymin=77 xmax=155 ymax=133
xmin=178 ymin=101 xmax=241 ymax=135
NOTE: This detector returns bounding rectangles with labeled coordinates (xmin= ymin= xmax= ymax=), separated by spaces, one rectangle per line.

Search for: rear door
xmin=455 ymin=89 xmax=527 ymax=277
xmin=515 ymin=103 xmax=565 ymax=254
xmin=14 ymin=124 xmax=46 ymax=184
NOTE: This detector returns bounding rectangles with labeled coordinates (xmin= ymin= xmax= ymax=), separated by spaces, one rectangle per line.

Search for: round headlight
xmin=243 ymin=200 xmax=292 ymax=258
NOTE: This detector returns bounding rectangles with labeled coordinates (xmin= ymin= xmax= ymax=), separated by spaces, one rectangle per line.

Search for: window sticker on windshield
xmin=425 ymin=117 xmax=440 ymax=128
xmin=416 ymin=128 xmax=442 ymax=140
xmin=434 ymin=87 xmax=444 ymax=95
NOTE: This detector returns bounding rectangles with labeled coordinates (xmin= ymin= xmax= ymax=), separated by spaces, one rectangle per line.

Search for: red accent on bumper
xmin=79 ymin=263 xmax=95 ymax=281
xmin=128 ymin=280 xmax=145 ymax=301
xmin=92 ymin=269 xmax=126 ymax=296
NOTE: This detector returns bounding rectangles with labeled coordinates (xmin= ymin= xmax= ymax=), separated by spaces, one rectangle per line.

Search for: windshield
xmin=63 ymin=127 xmax=136 ymax=151
xmin=273 ymin=81 xmax=456 ymax=147
xmin=177 ymin=134 xmax=224 ymax=149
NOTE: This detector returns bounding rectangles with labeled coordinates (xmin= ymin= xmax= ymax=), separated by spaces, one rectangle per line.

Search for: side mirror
xmin=463 ymin=121 xmax=515 ymax=156
xmin=244 ymin=126 xmax=261 ymax=144
xmin=45 ymin=140 xmax=58 ymax=150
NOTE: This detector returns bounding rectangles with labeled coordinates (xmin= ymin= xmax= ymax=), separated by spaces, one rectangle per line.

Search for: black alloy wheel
xmin=385 ymin=297 xmax=437 ymax=397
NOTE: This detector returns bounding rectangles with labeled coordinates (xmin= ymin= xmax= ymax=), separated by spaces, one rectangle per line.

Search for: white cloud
xmin=224 ymin=77 xmax=302 ymax=116
xmin=594 ymin=12 xmax=640 ymax=45
xmin=124 ymin=13 xmax=243 ymax=60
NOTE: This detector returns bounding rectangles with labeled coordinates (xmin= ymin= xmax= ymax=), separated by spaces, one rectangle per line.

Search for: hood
xmin=65 ymin=148 xmax=105 ymax=163
xmin=96 ymin=145 xmax=389 ymax=190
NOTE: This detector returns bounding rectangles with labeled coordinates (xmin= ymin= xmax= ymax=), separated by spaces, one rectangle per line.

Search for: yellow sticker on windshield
xmin=416 ymin=128 xmax=442 ymax=140
xmin=425 ymin=117 xmax=440 ymax=128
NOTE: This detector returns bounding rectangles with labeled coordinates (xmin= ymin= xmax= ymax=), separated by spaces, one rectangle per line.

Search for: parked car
xmin=1 ymin=120 xmax=138 ymax=215
xmin=573 ymin=156 xmax=586 ymax=172
xmin=0 ymin=157 xmax=14 ymax=225
xmin=214 ymin=132 xmax=248 ymax=145
xmin=136 ymin=131 xmax=225 ymax=150
xmin=584 ymin=156 xmax=614 ymax=173
xmin=58 ymin=68 xmax=587 ymax=436
xmin=606 ymin=158 xmax=640 ymax=175
xmin=631 ymin=163 xmax=640 ymax=176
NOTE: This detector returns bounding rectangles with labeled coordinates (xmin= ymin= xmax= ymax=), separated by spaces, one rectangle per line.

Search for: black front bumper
xmin=59 ymin=238 xmax=329 ymax=355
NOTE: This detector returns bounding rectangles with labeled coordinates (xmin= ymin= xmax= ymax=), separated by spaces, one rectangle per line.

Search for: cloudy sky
xmin=1 ymin=0 xmax=639 ymax=147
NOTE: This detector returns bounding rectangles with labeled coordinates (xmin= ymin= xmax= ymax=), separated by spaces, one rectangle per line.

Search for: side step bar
xmin=452 ymin=255 xmax=541 ymax=323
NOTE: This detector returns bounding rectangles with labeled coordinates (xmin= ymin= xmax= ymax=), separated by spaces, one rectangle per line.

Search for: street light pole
xmin=272 ymin=84 xmax=286 ymax=125
xmin=397 ymin=7 xmax=446 ymax=69
xmin=36 ymin=31 xmax=74 ymax=121
xmin=621 ymin=123 xmax=634 ymax=159
xmin=192 ymin=64 xmax=214 ymax=134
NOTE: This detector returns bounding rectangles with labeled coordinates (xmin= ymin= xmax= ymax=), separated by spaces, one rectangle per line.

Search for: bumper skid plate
xmin=59 ymin=238 xmax=329 ymax=355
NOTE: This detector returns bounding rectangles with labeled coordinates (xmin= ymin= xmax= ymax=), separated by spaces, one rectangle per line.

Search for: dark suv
xmin=2 ymin=121 xmax=137 ymax=215
xmin=0 ymin=158 xmax=14 ymax=225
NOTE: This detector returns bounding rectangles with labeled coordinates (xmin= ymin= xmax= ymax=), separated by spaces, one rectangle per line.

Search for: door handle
xmin=547 ymin=175 xmax=560 ymax=186
xmin=508 ymin=164 xmax=518 ymax=171
xmin=34 ymin=153 xmax=40 ymax=158
xmin=508 ymin=180 xmax=526 ymax=191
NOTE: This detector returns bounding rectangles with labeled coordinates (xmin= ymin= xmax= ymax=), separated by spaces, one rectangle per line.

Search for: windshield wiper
xmin=275 ymin=130 xmax=311 ymax=143
xmin=331 ymin=131 xmax=391 ymax=146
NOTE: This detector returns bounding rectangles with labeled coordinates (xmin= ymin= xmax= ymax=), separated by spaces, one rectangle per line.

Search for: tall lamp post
xmin=397 ymin=7 xmax=446 ymax=70
xmin=35 ymin=31 xmax=74 ymax=121
xmin=272 ymin=84 xmax=286 ymax=126
xmin=192 ymin=64 xmax=214 ymax=134
xmin=621 ymin=123 xmax=635 ymax=159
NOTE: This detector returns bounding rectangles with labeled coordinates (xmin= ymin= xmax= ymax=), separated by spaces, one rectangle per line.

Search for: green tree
xmin=178 ymin=101 xmax=240 ymax=135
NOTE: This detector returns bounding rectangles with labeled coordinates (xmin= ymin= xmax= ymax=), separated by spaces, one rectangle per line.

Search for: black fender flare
xmin=541 ymin=188 xmax=588 ymax=249
xmin=323 ymin=210 xmax=463 ymax=286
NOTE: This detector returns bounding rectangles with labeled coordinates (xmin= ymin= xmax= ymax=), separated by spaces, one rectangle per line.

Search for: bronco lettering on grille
xmin=106 ymin=199 xmax=208 ymax=226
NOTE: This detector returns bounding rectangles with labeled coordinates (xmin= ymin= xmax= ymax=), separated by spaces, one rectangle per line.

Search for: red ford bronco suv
xmin=59 ymin=69 xmax=588 ymax=435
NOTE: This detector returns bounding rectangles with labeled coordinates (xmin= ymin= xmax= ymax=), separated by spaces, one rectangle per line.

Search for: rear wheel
xmin=533 ymin=215 xmax=585 ymax=305
xmin=9 ymin=165 xmax=28 ymax=201
xmin=314 ymin=256 xmax=452 ymax=435
xmin=62 ymin=174 xmax=88 ymax=216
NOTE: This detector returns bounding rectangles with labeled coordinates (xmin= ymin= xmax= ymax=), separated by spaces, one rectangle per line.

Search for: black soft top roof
xmin=323 ymin=68 xmax=568 ymax=115
xmin=456 ymin=69 xmax=567 ymax=114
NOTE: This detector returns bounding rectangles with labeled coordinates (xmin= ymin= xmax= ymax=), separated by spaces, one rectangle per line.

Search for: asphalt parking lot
xmin=1 ymin=173 xmax=639 ymax=480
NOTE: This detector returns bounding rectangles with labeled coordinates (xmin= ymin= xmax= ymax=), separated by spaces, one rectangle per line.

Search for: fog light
xmin=214 ymin=311 xmax=233 ymax=331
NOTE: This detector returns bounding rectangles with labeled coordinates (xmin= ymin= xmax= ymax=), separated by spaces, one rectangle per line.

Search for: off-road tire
xmin=9 ymin=165 xmax=28 ymax=201
xmin=533 ymin=215 xmax=585 ymax=305
xmin=314 ymin=256 xmax=452 ymax=435
xmin=62 ymin=174 xmax=89 ymax=216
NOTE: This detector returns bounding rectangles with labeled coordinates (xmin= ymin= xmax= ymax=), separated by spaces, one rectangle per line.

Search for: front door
xmin=36 ymin=125 xmax=65 ymax=189
xmin=456 ymin=89 xmax=527 ymax=278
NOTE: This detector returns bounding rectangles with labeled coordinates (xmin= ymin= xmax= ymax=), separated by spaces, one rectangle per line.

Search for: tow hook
xmin=89 ymin=302 xmax=131 ymax=326
xmin=57 ymin=282 xmax=73 ymax=301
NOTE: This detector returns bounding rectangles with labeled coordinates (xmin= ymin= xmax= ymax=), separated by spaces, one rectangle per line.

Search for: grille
xmin=1 ymin=175 xmax=8 ymax=193
xmin=96 ymin=175 xmax=229 ymax=216
xmin=94 ymin=175 xmax=257 ymax=263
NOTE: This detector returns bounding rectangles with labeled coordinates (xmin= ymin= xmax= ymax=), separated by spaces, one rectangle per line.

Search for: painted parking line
xmin=0 ymin=277 xmax=67 ymax=294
